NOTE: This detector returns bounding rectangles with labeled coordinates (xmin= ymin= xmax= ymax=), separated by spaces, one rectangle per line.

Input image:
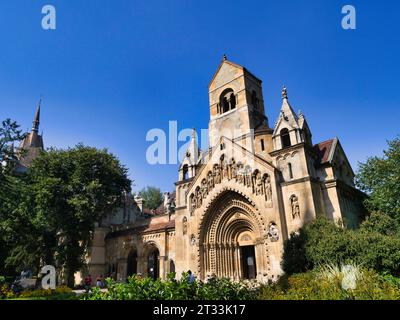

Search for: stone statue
xmin=265 ymin=175 xmax=272 ymax=202
xmin=201 ymin=179 xmax=208 ymax=198
xmin=196 ymin=189 xmax=202 ymax=207
xmin=214 ymin=164 xmax=221 ymax=184
xmin=191 ymin=196 xmax=197 ymax=214
xmin=268 ymin=223 xmax=279 ymax=242
xmin=207 ymin=171 xmax=214 ymax=190
xmin=190 ymin=234 xmax=196 ymax=246
xmin=290 ymin=195 xmax=300 ymax=218
xmin=255 ymin=172 xmax=263 ymax=196
xmin=231 ymin=160 xmax=237 ymax=180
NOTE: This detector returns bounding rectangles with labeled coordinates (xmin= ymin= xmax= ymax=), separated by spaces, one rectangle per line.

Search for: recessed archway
xmin=144 ymin=243 xmax=160 ymax=280
xmin=198 ymin=190 xmax=268 ymax=280
xmin=126 ymin=249 xmax=138 ymax=278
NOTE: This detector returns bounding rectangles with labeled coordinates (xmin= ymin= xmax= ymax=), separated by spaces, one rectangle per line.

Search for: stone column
xmin=159 ymin=256 xmax=166 ymax=280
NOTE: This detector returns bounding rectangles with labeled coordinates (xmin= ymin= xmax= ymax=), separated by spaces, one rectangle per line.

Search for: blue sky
xmin=0 ymin=0 xmax=399 ymax=192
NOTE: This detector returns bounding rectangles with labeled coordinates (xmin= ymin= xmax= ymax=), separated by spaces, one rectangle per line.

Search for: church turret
xmin=272 ymin=87 xmax=312 ymax=151
xmin=178 ymin=129 xmax=201 ymax=181
xmin=32 ymin=101 xmax=41 ymax=133
xmin=16 ymin=101 xmax=44 ymax=172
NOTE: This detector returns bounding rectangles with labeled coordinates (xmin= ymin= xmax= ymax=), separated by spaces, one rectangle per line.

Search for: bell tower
xmin=208 ymin=56 xmax=271 ymax=153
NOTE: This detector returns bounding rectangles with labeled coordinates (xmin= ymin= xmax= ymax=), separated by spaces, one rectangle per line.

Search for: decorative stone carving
xmin=268 ymin=223 xmax=279 ymax=242
xmin=182 ymin=217 xmax=188 ymax=235
xmin=189 ymin=157 xmax=274 ymax=212
xmin=190 ymin=234 xmax=196 ymax=246
xmin=290 ymin=195 xmax=300 ymax=219
xmin=264 ymin=175 xmax=272 ymax=202
xmin=201 ymin=179 xmax=208 ymax=198
xmin=207 ymin=171 xmax=214 ymax=190
xmin=240 ymin=234 xmax=251 ymax=242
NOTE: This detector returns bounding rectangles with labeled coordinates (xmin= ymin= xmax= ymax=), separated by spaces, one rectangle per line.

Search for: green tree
xmin=12 ymin=144 xmax=131 ymax=287
xmin=0 ymin=118 xmax=25 ymax=174
xmin=139 ymin=186 xmax=163 ymax=210
xmin=0 ymin=119 xmax=26 ymax=276
xmin=282 ymin=214 xmax=400 ymax=276
xmin=356 ymin=137 xmax=400 ymax=221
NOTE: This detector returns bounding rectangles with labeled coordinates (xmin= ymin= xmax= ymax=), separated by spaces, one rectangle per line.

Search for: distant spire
xmin=282 ymin=86 xmax=288 ymax=100
xmin=32 ymin=98 xmax=41 ymax=133
xmin=222 ymin=54 xmax=227 ymax=61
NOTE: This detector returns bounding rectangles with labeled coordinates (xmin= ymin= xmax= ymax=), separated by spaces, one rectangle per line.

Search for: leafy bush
xmin=6 ymin=286 xmax=77 ymax=300
xmin=282 ymin=214 xmax=400 ymax=276
xmin=259 ymin=265 xmax=400 ymax=300
xmin=86 ymin=273 xmax=260 ymax=300
xmin=0 ymin=284 xmax=15 ymax=300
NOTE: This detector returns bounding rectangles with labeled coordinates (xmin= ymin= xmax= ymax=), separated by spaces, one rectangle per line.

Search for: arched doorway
xmin=199 ymin=191 xmax=267 ymax=280
xmin=238 ymin=233 xmax=257 ymax=280
xmin=146 ymin=245 xmax=160 ymax=280
xmin=126 ymin=249 xmax=138 ymax=278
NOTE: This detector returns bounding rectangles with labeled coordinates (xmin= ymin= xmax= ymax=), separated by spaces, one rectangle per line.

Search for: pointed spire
xmin=32 ymin=98 xmax=41 ymax=132
xmin=282 ymin=85 xmax=288 ymax=100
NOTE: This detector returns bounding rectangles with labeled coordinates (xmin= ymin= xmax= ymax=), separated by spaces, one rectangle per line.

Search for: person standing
xmin=84 ymin=274 xmax=92 ymax=293
xmin=187 ymin=270 xmax=196 ymax=284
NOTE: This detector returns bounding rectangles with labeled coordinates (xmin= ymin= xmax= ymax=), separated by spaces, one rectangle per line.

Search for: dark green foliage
xmin=138 ymin=186 xmax=163 ymax=210
xmin=0 ymin=119 xmax=26 ymax=276
xmin=282 ymin=214 xmax=400 ymax=276
xmin=87 ymin=273 xmax=260 ymax=300
xmin=1 ymin=144 xmax=131 ymax=286
xmin=356 ymin=137 xmax=400 ymax=221
xmin=281 ymin=229 xmax=310 ymax=274
xmin=259 ymin=268 xmax=400 ymax=300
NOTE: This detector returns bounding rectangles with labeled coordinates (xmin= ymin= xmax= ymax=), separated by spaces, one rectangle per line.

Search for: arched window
xmin=280 ymin=128 xmax=291 ymax=148
xmin=219 ymin=89 xmax=236 ymax=114
xmin=182 ymin=164 xmax=189 ymax=180
xmin=127 ymin=250 xmax=138 ymax=278
xmin=230 ymin=93 xmax=236 ymax=110
xmin=288 ymin=163 xmax=293 ymax=180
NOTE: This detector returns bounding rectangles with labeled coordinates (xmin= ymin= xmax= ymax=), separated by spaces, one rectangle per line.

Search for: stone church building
xmin=18 ymin=57 xmax=365 ymax=284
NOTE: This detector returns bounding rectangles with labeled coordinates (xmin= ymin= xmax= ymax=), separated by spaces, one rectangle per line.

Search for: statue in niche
xmin=196 ymin=188 xmax=202 ymax=207
xmin=189 ymin=194 xmax=196 ymax=213
xmin=201 ymin=179 xmax=208 ymax=198
xmin=223 ymin=163 xmax=229 ymax=180
xmin=230 ymin=159 xmax=237 ymax=180
xmin=264 ymin=174 xmax=272 ymax=202
xmin=214 ymin=164 xmax=221 ymax=184
xmin=207 ymin=171 xmax=214 ymax=190
xmin=290 ymin=195 xmax=300 ymax=218
xmin=253 ymin=171 xmax=263 ymax=196
xmin=182 ymin=217 xmax=188 ymax=235
xmin=268 ymin=223 xmax=279 ymax=242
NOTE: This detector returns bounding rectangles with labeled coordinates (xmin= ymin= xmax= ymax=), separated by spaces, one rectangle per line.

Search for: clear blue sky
xmin=0 ymin=0 xmax=399 ymax=192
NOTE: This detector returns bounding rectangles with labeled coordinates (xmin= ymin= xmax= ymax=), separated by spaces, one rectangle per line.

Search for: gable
xmin=186 ymin=136 xmax=277 ymax=196
xmin=209 ymin=60 xmax=244 ymax=91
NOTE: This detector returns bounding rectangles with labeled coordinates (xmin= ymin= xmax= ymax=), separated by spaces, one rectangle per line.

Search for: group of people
xmin=84 ymin=274 xmax=106 ymax=293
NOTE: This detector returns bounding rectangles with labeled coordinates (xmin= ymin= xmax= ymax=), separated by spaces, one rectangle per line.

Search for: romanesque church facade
xmin=18 ymin=58 xmax=366 ymax=284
